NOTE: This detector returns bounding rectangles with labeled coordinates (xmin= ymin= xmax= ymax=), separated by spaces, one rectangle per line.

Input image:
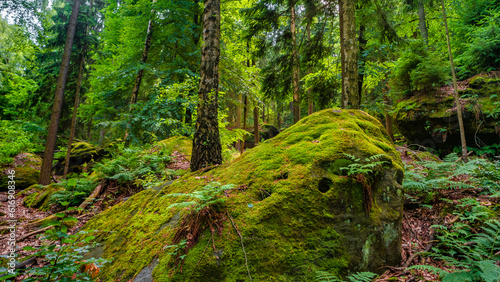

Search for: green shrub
xmin=0 ymin=120 xmax=43 ymax=166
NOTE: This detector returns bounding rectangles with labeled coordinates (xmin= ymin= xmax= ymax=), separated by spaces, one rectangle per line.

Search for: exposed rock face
xmin=394 ymin=74 xmax=500 ymax=153
xmin=0 ymin=153 xmax=41 ymax=191
xmin=83 ymin=109 xmax=404 ymax=281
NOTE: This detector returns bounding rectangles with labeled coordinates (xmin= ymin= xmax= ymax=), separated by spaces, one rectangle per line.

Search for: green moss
xmin=82 ymin=109 xmax=404 ymax=281
xmin=23 ymin=184 xmax=63 ymax=211
xmin=71 ymin=142 xmax=98 ymax=157
xmin=157 ymin=136 xmax=192 ymax=160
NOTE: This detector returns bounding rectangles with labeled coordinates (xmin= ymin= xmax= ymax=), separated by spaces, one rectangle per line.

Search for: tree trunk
xmin=236 ymin=93 xmax=242 ymax=153
xmin=441 ymin=0 xmax=468 ymax=162
xmin=253 ymin=101 xmax=259 ymax=145
xmin=39 ymin=0 xmax=81 ymax=185
xmin=307 ymin=23 xmax=313 ymax=115
xmin=190 ymin=0 xmax=222 ymax=171
xmin=291 ymin=5 xmax=301 ymax=123
xmin=129 ymin=0 xmax=156 ymax=108
xmin=358 ymin=23 xmax=367 ymax=104
xmin=63 ymin=53 xmax=85 ymax=179
xmin=341 ymin=0 xmax=359 ymax=109
xmin=418 ymin=0 xmax=429 ymax=45
xmin=339 ymin=0 xmax=346 ymax=108
xmin=383 ymin=96 xmax=394 ymax=141
xmin=241 ymin=95 xmax=248 ymax=153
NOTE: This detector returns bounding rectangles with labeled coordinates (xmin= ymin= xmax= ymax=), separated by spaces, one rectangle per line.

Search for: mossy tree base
xmin=83 ymin=109 xmax=404 ymax=281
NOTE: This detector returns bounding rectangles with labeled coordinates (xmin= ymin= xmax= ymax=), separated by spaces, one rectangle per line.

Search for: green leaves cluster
xmin=166 ymin=182 xmax=235 ymax=212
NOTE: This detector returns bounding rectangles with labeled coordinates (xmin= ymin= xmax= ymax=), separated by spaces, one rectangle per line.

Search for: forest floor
xmin=0 ymin=149 xmax=497 ymax=281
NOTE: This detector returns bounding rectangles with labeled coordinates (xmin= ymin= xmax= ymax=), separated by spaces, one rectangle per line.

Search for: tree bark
xmin=63 ymin=53 xmax=85 ymax=179
xmin=291 ymin=4 xmax=301 ymax=123
xmin=129 ymin=0 xmax=156 ymax=108
xmin=39 ymin=0 xmax=81 ymax=185
xmin=307 ymin=23 xmax=313 ymax=115
xmin=241 ymin=95 xmax=248 ymax=153
xmin=358 ymin=23 xmax=367 ymax=104
xmin=418 ymin=0 xmax=429 ymax=45
xmin=441 ymin=0 xmax=468 ymax=162
xmin=341 ymin=0 xmax=359 ymax=109
xmin=190 ymin=0 xmax=222 ymax=171
xmin=339 ymin=0 xmax=346 ymax=108
xmin=253 ymin=101 xmax=259 ymax=145
xmin=236 ymin=93 xmax=242 ymax=152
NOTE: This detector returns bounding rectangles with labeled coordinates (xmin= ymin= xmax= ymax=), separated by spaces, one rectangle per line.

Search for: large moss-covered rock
xmin=394 ymin=74 xmax=500 ymax=152
xmin=53 ymin=142 xmax=108 ymax=175
xmin=0 ymin=153 xmax=41 ymax=191
xmin=83 ymin=109 xmax=404 ymax=281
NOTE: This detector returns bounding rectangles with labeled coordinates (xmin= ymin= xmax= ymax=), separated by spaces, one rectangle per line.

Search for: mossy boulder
xmin=22 ymin=184 xmax=63 ymax=211
xmin=0 ymin=153 xmax=41 ymax=191
xmin=82 ymin=109 xmax=404 ymax=281
xmin=394 ymin=75 xmax=500 ymax=154
xmin=53 ymin=142 xmax=108 ymax=175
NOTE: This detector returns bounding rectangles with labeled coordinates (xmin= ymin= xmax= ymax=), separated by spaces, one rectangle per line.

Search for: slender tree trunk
xmin=236 ymin=93 xmax=242 ymax=152
xmin=383 ymin=96 xmax=394 ymax=141
xmin=358 ymin=23 xmax=367 ymax=104
xmin=190 ymin=0 xmax=222 ymax=171
xmin=129 ymin=0 xmax=156 ymax=108
xmin=291 ymin=5 xmax=301 ymax=123
xmin=241 ymin=95 xmax=248 ymax=153
xmin=418 ymin=0 xmax=429 ymax=45
xmin=261 ymin=102 xmax=265 ymax=122
xmin=341 ymin=0 xmax=359 ymax=109
xmin=307 ymin=23 xmax=313 ymax=115
xmin=441 ymin=0 xmax=468 ymax=162
xmin=39 ymin=0 xmax=81 ymax=185
xmin=339 ymin=0 xmax=346 ymax=108
xmin=63 ymin=53 xmax=85 ymax=179
xmin=253 ymin=101 xmax=259 ymax=145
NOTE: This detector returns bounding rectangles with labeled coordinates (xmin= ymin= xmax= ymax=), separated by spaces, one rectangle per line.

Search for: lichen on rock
xmin=82 ymin=109 xmax=404 ymax=281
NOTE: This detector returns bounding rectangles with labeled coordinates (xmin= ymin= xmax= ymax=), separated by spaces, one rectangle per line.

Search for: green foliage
xmin=93 ymin=144 xmax=172 ymax=188
xmin=390 ymin=41 xmax=448 ymax=94
xmin=3 ymin=203 xmax=108 ymax=281
xmin=340 ymin=153 xmax=389 ymax=177
xmin=0 ymin=120 xmax=43 ymax=165
xmin=166 ymin=182 xmax=235 ymax=212
xmin=50 ymin=177 xmax=97 ymax=207
xmin=403 ymin=153 xmax=483 ymax=193
xmin=314 ymin=270 xmax=378 ymax=282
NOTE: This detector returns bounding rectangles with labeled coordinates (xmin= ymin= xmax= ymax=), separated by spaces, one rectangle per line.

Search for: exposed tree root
xmin=228 ymin=212 xmax=252 ymax=281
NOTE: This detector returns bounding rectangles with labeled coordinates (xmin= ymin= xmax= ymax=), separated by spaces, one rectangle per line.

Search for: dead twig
xmin=228 ymin=212 xmax=252 ymax=281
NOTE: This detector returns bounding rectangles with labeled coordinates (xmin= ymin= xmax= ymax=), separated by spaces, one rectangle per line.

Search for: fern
xmin=166 ymin=182 xmax=235 ymax=212
xmin=314 ymin=271 xmax=378 ymax=282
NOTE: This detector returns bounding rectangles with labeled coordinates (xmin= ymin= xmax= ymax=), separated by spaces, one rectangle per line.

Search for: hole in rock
xmin=318 ymin=177 xmax=333 ymax=193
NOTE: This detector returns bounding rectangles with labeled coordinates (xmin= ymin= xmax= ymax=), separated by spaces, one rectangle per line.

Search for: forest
xmin=0 ymin=0 xmax=500 ymax=280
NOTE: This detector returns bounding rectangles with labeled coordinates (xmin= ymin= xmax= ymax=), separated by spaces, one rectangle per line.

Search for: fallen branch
xmin=17 ymin=226 xmax=53 ymax=242
xmin=228 ymin=212 xmax=252 ymax=281
xmin=78 ymin=183 xmax=104 ymax=213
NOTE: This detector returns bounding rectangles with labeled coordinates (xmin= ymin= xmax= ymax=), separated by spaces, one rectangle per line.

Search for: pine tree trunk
xmin=63 ymin=53 xmax=85 ymax=179
xmin=291 ymin=5 xmax=300 ymax=123
xmin=253 ymin=101 xmax=259 ymax=145
xmin=39 ymin=0 xmax=81 ymax=185
xmin=307 ymin=23 xmax=313 ymax=115
xmin=190 ymin=0 xmax=222 ymax=171
xmin=241 ymin=95 xmax=248 ymax=153
xmin=129 ymin=0 xmax=156 ymax=108
xmin=358 ymin=24 xmax=367 ymax=104
xmin=418 ymin=0 xmax=428 ymax=45
xmin=441 ymin=0 xmax=468 ymax=162
xmin=341 ymin=0 xmax=359 ymax=109
xmin=339 ymin=0 xmax=346 ymax=108
xmin=236 ymin=93 xmax=242 ymax=152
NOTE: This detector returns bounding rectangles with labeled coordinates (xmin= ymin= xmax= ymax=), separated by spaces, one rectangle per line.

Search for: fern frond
xmin=407 ymin=264 xmax=448 ymax=275
xmin=345 ymin=271 xmax=378 ymax=282
xmin=314 ymin=271 xmax=342 ymax=282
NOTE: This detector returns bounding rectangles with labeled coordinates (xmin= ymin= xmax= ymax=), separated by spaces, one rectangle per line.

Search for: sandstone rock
xmin=83 ymin=109 xmax=404 ymax=281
